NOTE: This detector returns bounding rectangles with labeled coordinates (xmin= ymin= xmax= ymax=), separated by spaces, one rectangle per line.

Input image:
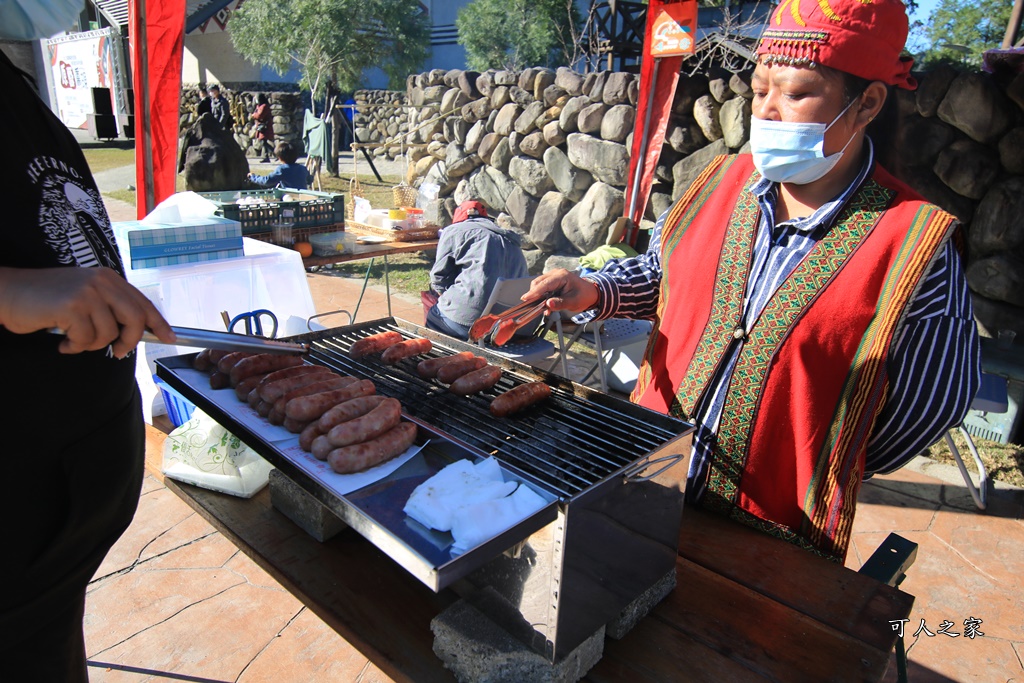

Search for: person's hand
xmin=0 ymin=267 xmax=175 ymax=358
xmin=523 ymin=268 xmax=599 ymax=314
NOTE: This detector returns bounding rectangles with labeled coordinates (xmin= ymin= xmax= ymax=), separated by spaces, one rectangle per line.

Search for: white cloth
xmin=450 ymin=483 xmax=547 ymax=555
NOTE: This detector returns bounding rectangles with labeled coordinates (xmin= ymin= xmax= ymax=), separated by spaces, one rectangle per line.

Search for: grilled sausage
xmin=317 ymin=395 xmax=390 ymax=431
xmin=381 ymin=338 xmax=432 ymax=365
xmin=208 ymin=349 xmax=230 ymax=365
xmin=272 ymin=376 xmax=357 ymax=417
xmin=234 ymin=374 xmax=265 ymax=401
xmin=258 ymin=366 xmax=335 ymax=403
xmin=209 ymin=370 xmax=230 ymax=390
xmin=267 ymin=406 xmax=285 ymax=425
xmin=327 ymin=422 xmax=418 ymax=474
xmin=247 ymin=386 xmax=264 ymax=408
xmin=299 ymin=421 xmax=324 ymax=452
xmin=193 ymin=349 xmax=213 ymax=372
xmin=327 ymin=397 xmax=402 ymax=447
xmin=349 ymin=330 xmax=404 ymax=359
xmin=436 ymin=356 xmax=488 ymax=384
xmin=285 ymin=379 xmax=376 ymax=422
xmin=229 ymin=353 xmax=304 ymax=387
xmin=216 ymin=352 xmax=250 ymax=374
xmin=490 ymin=382 xmax=552 ymax=417
xmin=283 ymin=417 xmax=311 ymax=434
xmin=257 ymin=399 xmax=276 ymax=417
xmin=257 ymin=364 xmax=320 ymax=388
xmin=449 ymin=365 xmax=503 ymax=396
xmin=416 ymin=351 xmax=476 ymax=379
xmin=311 ymin=434 xmax=334 ymax=460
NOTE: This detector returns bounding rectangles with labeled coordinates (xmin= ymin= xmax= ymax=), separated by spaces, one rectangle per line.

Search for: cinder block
xmin=605 ymin=568 xmax=676 ymax=639
xmin=268 ymin=469 xmax=347 ymax=542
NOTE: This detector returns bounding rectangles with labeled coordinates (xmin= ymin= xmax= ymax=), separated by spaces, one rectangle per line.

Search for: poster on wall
xmin=44 ymin=28 xmax=123 ymax=129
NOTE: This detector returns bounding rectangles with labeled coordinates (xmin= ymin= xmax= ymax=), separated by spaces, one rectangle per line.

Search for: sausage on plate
xmin=259 ymin=366 xmax=335 ymax=403
xmin=285 ymin=379 xmax=376 ymax=422
xmin=327 ymin=397 xmax=402 ymax=447
xmin=317 ymin=395 xmax=389 ymax=431
xmin=416 ymin=351 xmax=475 ymax=379
xmin=272 ymin=376 xmax=357 ymax=417
xmin=449 ymin=365 xmax=502 ymax=396
xmin=381 ymin=338 xmax=432 ymax=365
xmin=234 ymin=374 xmax=265 ymax=401
xmin=193 ymin=349 xmax=213 ymax=372
xmin=490 ymin=382 xmax=552 ymax=417
xmin=299 ymin=421 xmax=324 ymax=452
xmin=209 ymin=370 xmax=230 ymax=390
xmin=216 ymin=352 xmax=250 ymax=374
xmin=327 ymin=422 xmax=418 ymax=474
xmin=436 ymin=356 xmax=488 ymax=384
xmin=229 ymin=353 xmax=304 ymax=387
xmin=349 ymin=331 xmax=403 ymax=359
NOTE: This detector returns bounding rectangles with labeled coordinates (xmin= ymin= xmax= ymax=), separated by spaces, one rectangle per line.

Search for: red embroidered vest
xmin=631 ymin=155 xmax=955 ymax=560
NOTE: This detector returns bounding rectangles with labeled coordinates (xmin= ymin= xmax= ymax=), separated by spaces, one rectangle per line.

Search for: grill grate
xmin=301 ymin=321 xmax=684 ymax=499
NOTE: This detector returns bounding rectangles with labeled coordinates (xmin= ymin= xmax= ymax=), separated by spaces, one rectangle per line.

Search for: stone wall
xmin=388 ymin=64 xmax=1024 ymax=338
xmin=352 ymin=89 xmax=411 ymax=158
xmin=180 ymin=85 xmax=306 ymax=158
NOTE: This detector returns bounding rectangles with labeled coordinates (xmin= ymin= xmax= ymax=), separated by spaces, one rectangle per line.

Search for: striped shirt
xmin=582 ymin=146 xmax=981 ymax=501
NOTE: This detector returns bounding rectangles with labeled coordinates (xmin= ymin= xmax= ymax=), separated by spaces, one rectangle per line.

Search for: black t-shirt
xmin=1 ymin=51 xmax=138 ymax=447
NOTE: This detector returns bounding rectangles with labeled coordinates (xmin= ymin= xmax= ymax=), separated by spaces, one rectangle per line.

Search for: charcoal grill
xmin=157 ymin=317 xmax=694 ymax=662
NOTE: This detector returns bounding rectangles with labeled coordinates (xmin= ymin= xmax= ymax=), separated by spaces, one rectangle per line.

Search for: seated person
xmin=426 ymin=201 xmax=529 ymax=340
xmin=247 ymin=141 xmax=310 ymax=189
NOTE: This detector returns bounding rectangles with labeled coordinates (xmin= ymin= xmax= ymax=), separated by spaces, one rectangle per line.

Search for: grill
xmin=156 ymin=317 xmax=694 ymax=663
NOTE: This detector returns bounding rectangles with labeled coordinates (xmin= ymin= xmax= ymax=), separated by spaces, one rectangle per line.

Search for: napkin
xmin=450 ymin=483 xmax=548 ymax=555
xmin=403 ymin=458 xmax=516 ymax=532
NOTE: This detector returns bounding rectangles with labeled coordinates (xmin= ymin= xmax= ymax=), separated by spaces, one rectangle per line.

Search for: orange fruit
xmin=294 ymin=241 xmax=313 ymax=258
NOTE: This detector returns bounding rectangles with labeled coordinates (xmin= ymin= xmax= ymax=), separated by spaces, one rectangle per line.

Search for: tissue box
xmin=113 ymin=216 xmax=244 ymax=269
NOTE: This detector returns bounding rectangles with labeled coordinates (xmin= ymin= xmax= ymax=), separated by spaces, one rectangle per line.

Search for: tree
xmin=230 ymin=0 xmax=430 ymax=110
xmin=456 ymin=0 xmax=582 ymax=71
xmin=917 ymin=0 xmax=1012 ymax=68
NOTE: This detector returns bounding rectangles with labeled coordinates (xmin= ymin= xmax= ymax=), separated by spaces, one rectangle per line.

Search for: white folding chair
xmin=942 ymin=372 xmax=1006 ymax=510
xmin=475 ymin=277 xmax=558 ymax=367
xmin=547 ymin=316 xmax=652 ymax=393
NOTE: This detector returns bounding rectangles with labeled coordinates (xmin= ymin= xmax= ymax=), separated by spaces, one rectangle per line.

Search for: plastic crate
xmin=199 ymin=188 xmax=345 ymax=236
xmin=153 ymin=375 xmax=197 ymax=428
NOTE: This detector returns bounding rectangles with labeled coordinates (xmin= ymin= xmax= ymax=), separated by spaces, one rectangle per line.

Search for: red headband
xmin=756 ymin=0 xmax=917 ymax=90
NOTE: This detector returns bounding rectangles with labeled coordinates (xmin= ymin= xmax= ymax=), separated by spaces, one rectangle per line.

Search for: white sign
xmin=44 ymin=28 xmax=121 ymax=129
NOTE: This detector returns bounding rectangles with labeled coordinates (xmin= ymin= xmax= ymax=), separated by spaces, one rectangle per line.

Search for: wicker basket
xmin=392 ymin=182 xmax=418 ymax=208
xmin=347 ymin=176 xmax=365 ymax=222
xmin=349 ymin=220 xmax=440 ymax=243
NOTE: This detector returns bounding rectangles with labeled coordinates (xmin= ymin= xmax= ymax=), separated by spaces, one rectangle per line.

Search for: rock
xmin=505 ymin=186 xmax=539 ymax=228
xmin=465 ymin=166 xmax=515 ymax=212
xmin=937 ymin=72 xmax=1016 ymax=144
xmin=559 ymin=96 xmax=589 ymax=134
xmin=693 ymin=95 xmax=723 ymax=141
xmin=542 ymin=120 xmax=567 ymax=147
xmin=562 ymin=182 xmax=625 ymax=254
xmin=1007 ymin=71 xmax=1024 ymax=110
xmin=628 ymin=78 xmax=639 ymax=106
xmin=510 ymin=86 xmax=534 ymax=107
xmin=414 ymin=154 xmax=437 ymax=177
xmin=543 ymin=84 xmax=568 ymax=108
xmin=578 ymin=102 xmax=610 ymax=134
xmin=427 ymin=69 xmax=447 ymax=86
xmin=424 ymin=160 xmax=456 ymax=196
xmin=897 ymin=116 xmax=959 ymax=169
xmin=453 ymin=118 xmax=472 ymax=145
xmin=478 ymin=132 xmax=501 ymax=163
xmin=534 ymin=69 xmax=556 ymax=101
xmin=490 ymin=85 xmax=512 ymax=110
xmin=666 ymin=119 xmax=708 ymax=155
xmin=651 ymin=191 xmax=674 ymax=220
xmin=708 ymin=67 xmax=731 ymax=103
xmin=583 ymin=71 xmax=608 ymax=102
xmin=897 ymin=168 xmax=974 ymax=223
xmin=520 ymin=131 xmax=549 ymax=158
xmin=967 ymin=255 xmax=1024 ymax=307
xmin=672 ymin=139 xmax=728 ymax=199
xmin=427 ymin=140 xmax=447 ymax=159
xmin=476 ymin=71 xmax=496 ymax=97
xmin=523 ymin=248 xmax=546 ymax=274
xmin=916 ymin=64 xmax=958 ymax=117
xmin=490 ymin=137 xmax=513 ymax=174
xmin=494 ymin=103 xmax=522 ymax=136
xmin=729 ymin=71 xmax=754 ymax=99
xmin=518 ymin=68 xmax=538 ymax=91
xmin=566 ymin=132 xmax=630 ymax=186
xmin=971 ymin=294 xmax=1024 ymax=338
xmin=998 ymin=127 xmax=1024 ymax=175
xmin=673 ymin=73 xmax=707 ymax=116
xmin=465 ymin=120 xmax=487 ymax=154
xmin=556 ymin=67 xmax=585 ymax=96
xmin=458 ymin=70 xmax=481 ymax=98
xmin=442 ymin=87 xmax=470 ymax=114
xmin=447 ymin=145 xmax=482 ymax=178
xmin=603 ymin=72 xmax=632 ymax=105
xmin=601 ymin=104 xmax=635 ymax=142
xmin=720 ymin=96 xmax=751 ymax=149
xmin=453 ymin=178 xmax=471 ymax=206
xmin=181 ymin=114 xmax=250 ymax=192
xmin=543 ymin=254 xmax=584 ymax=272
xmin=970 ymin=176 xmax=1024 ymax=256
xmin=535 ymin=105 xmax=562 ymax=130
xmin=423 ymin=85 xmax=446 ymax=104
xmin=932 ymin=138 xmax=1001 ymax=200
xmin=494 ymin=70 xmax=517 ymax=87
xmin=530 ymin=191 xmax=574 ymax=252
xmin=544 ymin=145 xmax=593 ymax=202
xmin=515 ymin=101 xmax=547 ymax=135
xmin=508 ymin=155 xmax=555 ymax=197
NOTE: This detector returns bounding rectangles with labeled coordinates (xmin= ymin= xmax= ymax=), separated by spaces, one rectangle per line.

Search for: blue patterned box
xmin=113 ymin=217 xmax=244 ymax=269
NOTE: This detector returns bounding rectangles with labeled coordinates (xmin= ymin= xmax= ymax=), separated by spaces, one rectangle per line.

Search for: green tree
xmin=230 ymin=0 xmax=430 ymax=108
xmin=918 ymin=0 xmax=1012 ymax=68
xmin=456 ymin=0 xmax=582 ymax=71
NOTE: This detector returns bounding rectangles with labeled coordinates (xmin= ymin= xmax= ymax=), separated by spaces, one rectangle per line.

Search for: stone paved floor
xmin=84 ymin=198 xmax=1024 ymax=681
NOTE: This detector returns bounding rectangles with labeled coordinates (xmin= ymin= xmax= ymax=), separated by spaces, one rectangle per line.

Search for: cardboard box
xmin=113 ymin=216 xmax=243 ymax=269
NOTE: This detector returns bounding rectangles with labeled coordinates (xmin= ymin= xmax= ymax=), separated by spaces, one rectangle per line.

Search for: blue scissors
xmin=228 ymin=309 xmax=279 ymax=338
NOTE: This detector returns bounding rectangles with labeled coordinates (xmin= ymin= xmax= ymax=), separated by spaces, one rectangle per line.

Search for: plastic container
xmin=271 ymin=222 xmax=294 ymax=246
xmin=153 ymin=375 xmax=197 ymax=428
xmin=309 ymin=231 xmax=354 ymax=256
xmin=402 ymin=207 xmax=424 ymax=230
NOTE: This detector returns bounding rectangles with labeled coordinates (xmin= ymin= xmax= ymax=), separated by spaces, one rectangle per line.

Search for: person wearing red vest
xmin=527 ymin=0 xmax=981 ymax=561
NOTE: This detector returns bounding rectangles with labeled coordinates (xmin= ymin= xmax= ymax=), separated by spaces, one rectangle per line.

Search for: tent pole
xmin=137 ymin=0 xmax=155 ymax=215
xmin=626 ymin=57 xmax=660 ymax=242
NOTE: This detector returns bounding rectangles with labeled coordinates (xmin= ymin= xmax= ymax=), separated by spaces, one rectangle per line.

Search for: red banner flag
xmin=128 ymin=0 xmax=186 ymax=218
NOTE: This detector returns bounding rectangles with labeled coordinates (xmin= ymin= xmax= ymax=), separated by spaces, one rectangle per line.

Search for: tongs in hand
xmin=468 ymin=290 xmax=557 ymax=346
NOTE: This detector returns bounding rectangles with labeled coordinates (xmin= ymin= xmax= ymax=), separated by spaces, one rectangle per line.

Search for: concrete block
xmin=605 ymin=568 xmax=676 ymax=640
xmin=268 ymin=469 xmax=347 ymax=542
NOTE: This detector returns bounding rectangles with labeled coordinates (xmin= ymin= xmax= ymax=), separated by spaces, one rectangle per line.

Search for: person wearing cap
xmin=426 ymin=200 xmax=530 ymax=340
xmin=525 ymin=0 xmax=980 ymax=561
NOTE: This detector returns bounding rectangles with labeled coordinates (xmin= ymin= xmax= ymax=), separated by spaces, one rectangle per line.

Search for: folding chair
xmin=547 ymin=316 xmax=653 ymax=392
xmin=475 ymin=277 xmax=557 ymax=367
xmin=941 ymin=371 xmax=1006 ymax=511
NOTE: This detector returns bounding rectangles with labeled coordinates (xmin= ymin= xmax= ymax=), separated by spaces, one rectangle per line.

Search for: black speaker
xmin=120 ymin=114 xmax=135 ymax=139
xmin=91 ymin=87 xmax=113 ymax=115
xmin=86 ymin=113 xmax=117 ymax=139
xmin=125 ymin=88 xmax=135 ymax=114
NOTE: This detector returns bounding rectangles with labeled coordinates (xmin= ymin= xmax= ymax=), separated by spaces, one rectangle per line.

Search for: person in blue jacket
xmin=247 ymin=141 xmax=310 ymax=189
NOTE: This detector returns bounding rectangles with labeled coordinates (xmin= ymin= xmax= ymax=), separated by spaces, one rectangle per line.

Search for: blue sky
xmin=906 ymin=0 xmax=942 ymax=53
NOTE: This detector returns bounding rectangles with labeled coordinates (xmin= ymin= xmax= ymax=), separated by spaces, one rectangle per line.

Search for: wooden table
xmin=144 ymin=425 xmax=912 ymax=682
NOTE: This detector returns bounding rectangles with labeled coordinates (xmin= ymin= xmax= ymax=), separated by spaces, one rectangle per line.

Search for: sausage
xmin=317 ymin=395 xmax=389 ymax=431
xmin=193 ymin=349 xmax=213 ymax=372
xmin=311 ymin=434 xmax=334 ymax=461
xmin=234 ymin=374 xmax=265 ymax=401
xmin=436 ymin=356 xmax=488 ymax=384
xmin=285 ymin=379 xmax=376 ymax=422
xmin=257 ymin=399 xmax=276 ymax=417
xmin=247 ymin=386 xmax=264 ymax=408
xmin=327 ymin=422 xmax=418 ymax=474
xmin=490 ymin=381 xmax=552 ymax=417
xmin=267 ymin=406 xmax=285 ymax=425
xmin=283 ymin=417 xmax=310 ymax=434
xmin=299 ymin=421 xmax=324 ymax=452
xmin=256 ymin=364 xmax=321 ymax=391
xmin=208 ymin=349 xmax=230 ymax=366
xmin=209 ymin=370 xmax=230 ymax=390
xmin=381 ymin=338 xmax=432 ymax=365
xmin=229 ymin=353 xmax=304 ymax=387
xmin=416 ymin=351 xmax=476 ymax=379
xmin=272 ymin=376 xmax=358 ymax=417
xmin=348 ymin=330 xmax=403 ymax=359
xmin=258 ymin=366 xmax=335 ymax=403
xmin=216 ymin=352 xmax=250 ymax=374
xmin=449 ymin=365 xmax=503 ymax=396
xmin=327 ymin=397 xmax=402 ymax=447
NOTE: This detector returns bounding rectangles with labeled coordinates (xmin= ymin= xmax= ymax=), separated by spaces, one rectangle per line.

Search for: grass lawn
xmin=83 ymin=147 xmax=135 ymax=174
xmin=923 ymin=430 xmax=1024 ymax=489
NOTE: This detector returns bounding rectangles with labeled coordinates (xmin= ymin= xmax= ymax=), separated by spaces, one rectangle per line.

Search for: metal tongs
xmin=468 ymin=290 xmax=557 ymax=346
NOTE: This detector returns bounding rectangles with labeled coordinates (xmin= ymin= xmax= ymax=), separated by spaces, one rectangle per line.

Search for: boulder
xmin=441 ymin=88 xmax=470 ymax=114
xmin=494 ymin=103 xmax=522 ymax=136
xmin=932 ymin=138 xmax=1001 ymax=200
xmin=693 ymin=95 xmax=723 ymax=141
xmin=543 ymin=254 xmax=584 ymax=273
xmin=515 ymin=101 xmax=548 ymax=135
xmin=507 ymin=131 xmax=523 ymax=156
xmin=970 ymin=176 xmax=1024 ymax=256
xmin=897 ymin=168 xmax=974 ymax=224
xmin=542 ymin=120 xmax=567 ymax=147
xmin=465 ymin=166 xmax=516 ymax=212
xmin=424 ymin=160 xmax=456 ymax=196
xmin=520 ymin=131 xmax=549 ymax=158
xmin=559 ymin=96 xmax=589 ymax=133
xmin=535 ymin=105 xmax=562 ymax=130
xmin=518 ymin=68 xmax=539 ymax=91
xmin=427 ymin=140 xmax=447 ymax=159
xmin=509 ymin=155 xmax=555 ymax=197
xmin=600 ymin=104 xmax=635 ymax=143
xmin=181 ymin=114 xmax=250 ymax=192
xmin=544 ymin=145 xmax=593 ymax=202
xmin=916 ymin=64 xmax=958 ymax=118
xmin=510 ymin=86 xmax=535 ymax=106
xmin=1007 ymin=71 xmax=1024 ymax=111
xmin=729 ymin=71 xmax=754 ymax=99
xmin=534 ymin=69 xmax=556 ymax=101
xmin=413 ymin=154 xmax=437 ymax=177
xmin=708 ymin=67 xmax=731 ymax=103
xmin=506 ymin=186 xmax=539 ymax=228
xmin=566 ymin=132 xmax=630 ymax=186
xmin=998 ymin=127 xmax=1024 ymax=175
xmin=719 ymin=96 xmax=751 ymax=149
xmin=490 ymin=137 xmax=513 ymax=174
xmin=562 ymin=182 xmax=625 ymax=254
xmin=530 ymin=192 xmax=574 ymax=252
xmin=627 ymin=77 xmax=639 ymax=106
xmin=967 ymin=255 xmax=1024 ymax=307
xmin=897 ymin=115 xmax=959 ymax=169
xmin=602 ymin=72 xmax=632 ymax=105
xmin=543 ymin=85 xmax=568 ymax=108
xmin=937 ymin=72 xmax=1016 ymax=145
xmin=458 ymin=70 xmax=481 ymax=98
xmin=467 ymin=97 xmax=491 ymax=122
xmin=577 ymin=102 xmax=610 ymax=135
xmin=972 ymin=294 xmax=1024 ymax=338
xmin=672 ymin=139 xmax=728 ymax=199
xmin=465 ymin=120 xmax=487 ymax=154
xmin=666 ymin=119 xmax=708 ymax=155
xmin=583 ymin=71 xmax=608 ymax=102
xmin=491 ymin=86 xmax=512 ymax=110
xmin=556 ymin=67 xmax=585 ymax=96
xmin=651 ymin=191 xmax=674 ymax=220
xmin=476 ymin=71 xmax=496 ymax=97
xmin=523 ymin=248 xmax=547 ymax=274
xmin=494 ymin=70 xmax=517 ymax=86
xmin=673 ymin=73 xmax=707 ymax=116
xmin=446 ymin=144 xmax=482 ymax=179
xmin=423 ymin=85 xmax=446 ymax=104
xmin=478 ymin=132 xmax=501 ymax=164
xmin=427 ymin=69 xmax=447 ymax=86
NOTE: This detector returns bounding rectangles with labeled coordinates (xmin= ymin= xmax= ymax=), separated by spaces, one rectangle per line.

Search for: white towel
xmin=450 ymin=483 xmax=548 ymax=555
xmin=403 ymin=457 xmax=517 ymax=532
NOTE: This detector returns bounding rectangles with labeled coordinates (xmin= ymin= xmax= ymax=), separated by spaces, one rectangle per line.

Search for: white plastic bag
xmin=142 ymin=191 xmax=220 ymax=225
xmin=162 ymin=408 xmax=273 ymax=498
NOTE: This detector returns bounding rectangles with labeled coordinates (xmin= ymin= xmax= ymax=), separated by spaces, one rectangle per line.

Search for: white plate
xmin=356 ymin=235 xmax=388 ymax=244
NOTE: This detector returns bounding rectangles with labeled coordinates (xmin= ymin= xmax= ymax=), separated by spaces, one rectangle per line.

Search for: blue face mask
xmin=0 ymin=0 xmax=82 ymax=42
xmin=749 ymin=98 xmax=859 ymax=185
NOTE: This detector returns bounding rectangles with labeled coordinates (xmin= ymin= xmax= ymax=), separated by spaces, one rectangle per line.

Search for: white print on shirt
xmin=29 ymin=155 xmax=122 ymax=273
